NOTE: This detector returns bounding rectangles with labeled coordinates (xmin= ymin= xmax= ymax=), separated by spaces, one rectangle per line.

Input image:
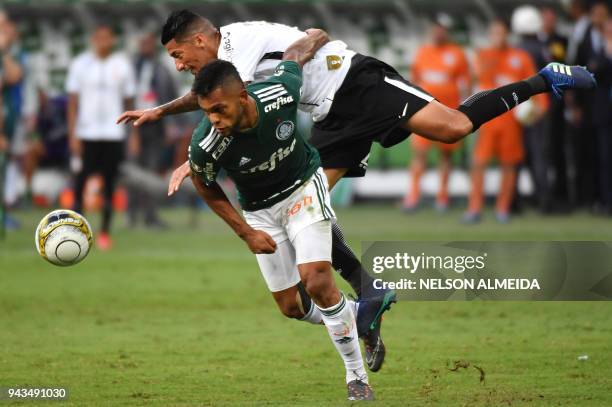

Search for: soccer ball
xmin=35 ymin=209 xmax=93 ymax=266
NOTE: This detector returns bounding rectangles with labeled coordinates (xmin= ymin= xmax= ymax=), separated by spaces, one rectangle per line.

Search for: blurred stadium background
xmin=1 ymin=1 xmax=612 ymax=405
xmin=0 ymin=0 xmax=610 ymax=225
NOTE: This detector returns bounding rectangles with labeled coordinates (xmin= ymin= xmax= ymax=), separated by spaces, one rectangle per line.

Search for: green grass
xmin=1 ymin=206 xmax=611 ymax=406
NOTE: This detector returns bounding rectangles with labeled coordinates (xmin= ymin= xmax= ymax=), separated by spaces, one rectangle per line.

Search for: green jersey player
xmin=187 ymin=43 xmax=373 ymax=400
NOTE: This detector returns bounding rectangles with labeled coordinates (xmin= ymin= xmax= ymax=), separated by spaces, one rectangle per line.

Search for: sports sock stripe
xmin=318 ymin=294 xmax=346 ymax=317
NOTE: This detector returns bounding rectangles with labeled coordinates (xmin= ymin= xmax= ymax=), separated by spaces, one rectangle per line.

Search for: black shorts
xmin=310 ymin=54 xmax=434 ymax=177
xmin=80 ymin=140 xmax=124 ymax=178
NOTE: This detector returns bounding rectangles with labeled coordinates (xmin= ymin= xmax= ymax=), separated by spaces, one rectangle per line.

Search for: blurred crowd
xmin=402 ymin=1 xmax=612 ymax=223
xmin=0 ymin=0 xmax=611 ymax=244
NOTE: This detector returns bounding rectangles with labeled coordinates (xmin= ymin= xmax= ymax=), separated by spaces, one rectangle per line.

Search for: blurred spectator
xmin=539 ymin=6 xmax=572 ymax=212
xmin=403 ymin=17 xmax=470 ymax=213
xmin=567 ymin=0 xmax=592 ymax=65
xmin=24 ymin=92 xmax=69 ymax=198
xmin=127 ymin=32 xmax=178 ymax=229
xmin=588 ymin=11 xmax=612 ymax=215
xmin=565 ymin=0 xmax=607 ymax=210
xmin=0 ymin=12 xmax=24 ymax=231
xmin=66 ymin=23 xmax=137 ymax=250
xmin=463 ymin=19 xmax=547 ymax=224
xmin=512 ymin=6 xmax=553 ymax=213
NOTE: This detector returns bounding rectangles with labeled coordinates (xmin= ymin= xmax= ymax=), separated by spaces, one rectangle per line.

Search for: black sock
xmin=331 ymin=221 xmax=375 ymax=298
xmin=296 ymin=281 xmax=313 ymax=316
xmin=459 ymin=74 xmax=547 ymax=131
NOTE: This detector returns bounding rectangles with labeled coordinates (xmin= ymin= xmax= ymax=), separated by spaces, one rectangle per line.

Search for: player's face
xmin=431 ymin=25 xmax=448 ymax=45
xmin=590 ymin=4 xmax=610 ymax=30
xmin=489 ymin=22 xmax=508 ymax=49
xmin=541 ymin=8 xmax=557 ymax=34
xmin=198 ymin=85 xmax=248 ymax=136
xmin=165 ymin=34 xmax=216 ymax=75
xmin=92 ymin=27 xmax=115 ymax=57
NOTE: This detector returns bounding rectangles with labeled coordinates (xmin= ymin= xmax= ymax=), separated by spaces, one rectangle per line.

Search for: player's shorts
xmin=411 ymin=134 xmax=462 ymax=153
xmin=310 ymin=54 xmax=434 ymax=177
xmin=474 ymin=118 xmax=524 ymax=165
xmin=243 ymin=167 xmax=335 ymax=292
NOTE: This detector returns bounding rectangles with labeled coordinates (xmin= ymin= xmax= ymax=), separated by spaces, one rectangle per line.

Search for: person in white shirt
xmin=66 ymin=23 xmax=137 ymax=250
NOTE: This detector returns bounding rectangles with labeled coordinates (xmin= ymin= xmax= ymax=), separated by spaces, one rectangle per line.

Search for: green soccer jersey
xmin=188 ymin=61 xmax=321 ymax=211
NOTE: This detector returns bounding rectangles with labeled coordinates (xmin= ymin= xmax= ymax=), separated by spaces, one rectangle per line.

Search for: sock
xmin=331 ymin=222 xmax=376 ymax=298
xmin=297 ymin=282 xmax=323 ymax=325
xmin=296 ymin=280 xmax=357 ymax=325
xmin=459 ymin=74 xmax=547 ymax=131
xmin=317 ymin=294 xmax=368 ymax=384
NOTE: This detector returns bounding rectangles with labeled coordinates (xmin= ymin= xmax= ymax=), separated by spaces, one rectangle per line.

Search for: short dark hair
xmin=192 ymin=60 xmax=243 ymax=98
xmin=161 ymin=9 xmax=209 ymax=45
xmin=93 ymin=20 xmax=115 ymax=34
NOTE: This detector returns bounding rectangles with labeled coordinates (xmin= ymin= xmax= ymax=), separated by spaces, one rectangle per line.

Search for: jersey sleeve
xmin=188 ymin=120 xmax=221 ymax=187
xmin=270 ymin=60 xmax=303 ymax=100
xmin=218 ymin=26 xmax=269 ymax=82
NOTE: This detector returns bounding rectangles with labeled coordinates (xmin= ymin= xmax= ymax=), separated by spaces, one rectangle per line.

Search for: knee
xmin=442 ymin=112 xmax=473 ymax=143
xmin=301 ymin=263 xmax=333 ymax=298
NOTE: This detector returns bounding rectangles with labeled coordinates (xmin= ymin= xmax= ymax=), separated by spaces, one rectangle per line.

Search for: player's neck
xmin=237 ymin=97 xmax=259 ymax=132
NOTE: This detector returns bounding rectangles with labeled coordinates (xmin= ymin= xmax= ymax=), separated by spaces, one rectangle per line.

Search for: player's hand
xmin=167 ymin=160 xmax=191 ymax=196
xmin=243 ymin=229 xmax=277 ymax=254
xmin=116 ymin=108 xmax=162 ymax=127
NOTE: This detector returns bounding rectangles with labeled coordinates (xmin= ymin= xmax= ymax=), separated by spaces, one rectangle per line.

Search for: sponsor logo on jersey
xmin=273 ymin=65 xmax=285 ymax=76
xmin=326 ymin=55 xmax=343 ymax=70
xmin=204 ymin=162 xmax=216 ymax=183
xmin=275 ymin=121 xmax=295 ymax=141
xmin=264 ymin=95 xmax=294 ymax=113
xmin=222 ymin=32 xmax=233 ymax=60
xmin=241 ymin=138 xmax=296 ymax=174
xmin=239 ymin=156 xmax=251 ymax=167
xmin=190 ymin=161 xmax=203 ymax=174
xmin=212 ymin=136 xmax=232 ymax=160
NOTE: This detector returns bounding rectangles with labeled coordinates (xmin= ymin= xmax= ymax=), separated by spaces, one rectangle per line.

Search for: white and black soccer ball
xmin=35 ymin=209 xmax=93 ymax=266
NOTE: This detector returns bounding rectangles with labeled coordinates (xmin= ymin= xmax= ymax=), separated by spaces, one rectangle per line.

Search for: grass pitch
xmin=1 ymin=206 xmax=611 ymax=406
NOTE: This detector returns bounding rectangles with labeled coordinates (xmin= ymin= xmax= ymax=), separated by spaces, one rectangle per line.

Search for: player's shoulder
xmin=109 ymin=51 xmax=131 ymax=65
xmin=248 ymin=62 xmax=301 ymax=108
xmin=512 ymin=48 xmax=533 ymax=62
xmin=71 ymin=51 xmax=93 ymax=68
xmin=190 ymin=118 xmax=218 ymax=157
xmin=447 ymin=43 xmax=467 ymax=55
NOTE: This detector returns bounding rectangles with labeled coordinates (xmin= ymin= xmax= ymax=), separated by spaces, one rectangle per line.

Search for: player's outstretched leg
xmin=331 ymin=221 xmax=396 ymax=372
xmin=299 ymin=259 xmax=374 ymax=401
xmin=457 ymin=64 xmax=596 ymax=133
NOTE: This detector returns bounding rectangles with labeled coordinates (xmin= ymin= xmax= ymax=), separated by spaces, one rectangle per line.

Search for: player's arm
xmin=191 ymin=177 xmax=277 ymax=254
xmin=67 ymin=93 xmax=80 ymax=156
xmin=282 ymin=28 xmax=330 ymax=67
xmin=116 ymin=91 xmax=199 ymax=127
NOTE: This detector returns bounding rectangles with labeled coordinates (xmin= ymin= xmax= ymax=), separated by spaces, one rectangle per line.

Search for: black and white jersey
xmin=217 ymin=21 xmax=356 ymax=122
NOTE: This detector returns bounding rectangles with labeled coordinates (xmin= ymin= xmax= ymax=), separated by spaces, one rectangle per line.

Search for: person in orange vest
xmin=463 ymin=19 xmax=548 ymax=223
xmin=403 ymin=18 xmax=471 ymax=212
